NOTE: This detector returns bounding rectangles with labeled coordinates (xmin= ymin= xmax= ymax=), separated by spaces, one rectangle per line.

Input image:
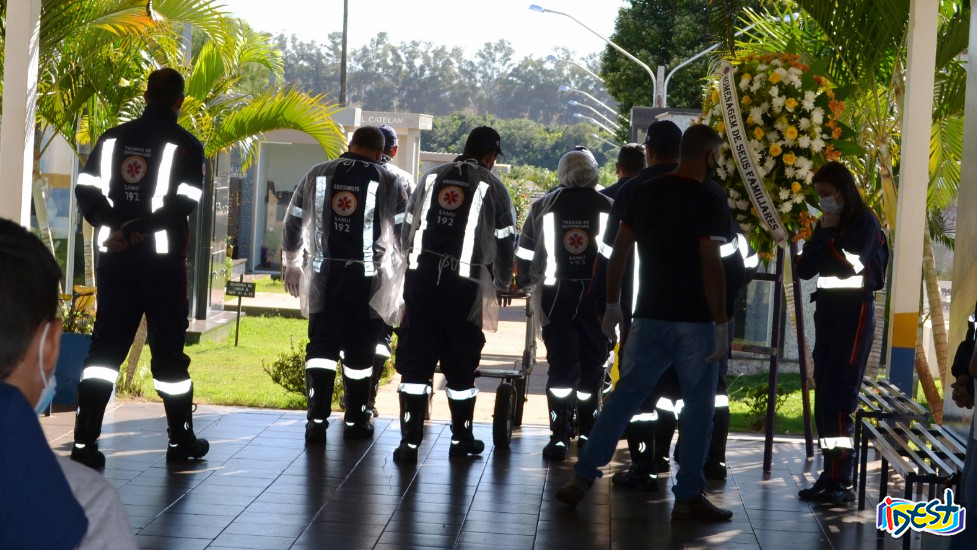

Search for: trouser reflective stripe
xmin=630 ymin=411 xmax=658 ymax=422
xmin=154 ymin=378 xmax=192 ymax=396
xmin=548 ymin=387 xmax=573 ymax=399
xmin=343 ymin=366 xmax=373 ymax=380
xmin=715 ymin=394 xmax=729 ymax=408
xmin=399 ymin=383 xmax=431 ymax=396
xmin=81 ymin=366 xmax=118 ymax=384
xmin=446 ymin=387 xmax=478 ymax=400
xmin=375 ymin=344 xmax=391 ymax=358
xmin=306 ymin=358 xmax=338 ymax=371
xmin=819 ymin=437 xmax=854 ymax=450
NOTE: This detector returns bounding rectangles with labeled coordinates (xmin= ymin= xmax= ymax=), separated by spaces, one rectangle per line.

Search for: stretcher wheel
xmin=493 ymin=383 xmax=516 ymax=449
xmin=512 ymin=376 xmax=527 ymax=428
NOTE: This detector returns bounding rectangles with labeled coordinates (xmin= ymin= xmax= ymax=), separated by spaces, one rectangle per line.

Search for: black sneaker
xmin=305 ymin=421 xmax=327 ymax=446
xmin=543 ymin=440 xmax=569 ymax=461
xmin=703 ymin=461 xmax=728 ymax=480
xmin=797 ymin=474 xmax=830 ymax=500
xmin=393 ymin=443 xmax=418 ymax=463
xmin=611 ymin=468 xmax=659 ymax=492
xmin=671 ymin=493 xmax=734 ymax=521
xmin=810 ymin=481 xmax=855 ymax=505
xmin=655 ymin=456 xmax=672 ymax=474
xmin=166 ymin=438 xmax=209 ymax=463
xmin=343 ymin=421 xmax=374 ymax=440
xmin=448 ymin=438 xmax=485 ymax=457
xmin=555 ymin=476 xmax=593 ymax=508
xmin=70 ymin=442 xmax=105 ymax=469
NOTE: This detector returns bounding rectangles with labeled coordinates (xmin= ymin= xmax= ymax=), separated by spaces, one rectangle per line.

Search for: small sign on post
xmin=225 ymin=278 xmax=255 ymax=346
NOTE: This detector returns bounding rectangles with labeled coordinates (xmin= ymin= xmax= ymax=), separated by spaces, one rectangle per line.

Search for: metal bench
xmin=857 ymin=418 xmax=966 ymax=548
xmin=853 ymin=377 xmax=930 ymax=490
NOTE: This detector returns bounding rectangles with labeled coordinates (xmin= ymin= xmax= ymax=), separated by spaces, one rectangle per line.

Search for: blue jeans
xmin=950 ymin=420 xmax=976 ymax=549
xmin=575 ymin=318 xmax=718 ymax=501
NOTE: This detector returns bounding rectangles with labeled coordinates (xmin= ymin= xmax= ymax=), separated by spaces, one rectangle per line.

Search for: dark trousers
xmin=83 ymin=260 xmax=190 ymax=383
xmin=812 ymin=297 xmax=875 ymax=483
xmin=306 ymin=269 xmax=382 ymax=369
xmin=395 ymin=270 xmax=484 ymax=391
xmin=541 ymin=281 xmax=608 ymax=393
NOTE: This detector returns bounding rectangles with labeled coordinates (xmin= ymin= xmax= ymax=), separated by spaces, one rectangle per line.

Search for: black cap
xmin=464 ymin=126 xmax=504 ymax=157
xmin=644 ymin=120 xmax=681 ymax=154
xmin=378 ymin=124 xmax=398 ymax=151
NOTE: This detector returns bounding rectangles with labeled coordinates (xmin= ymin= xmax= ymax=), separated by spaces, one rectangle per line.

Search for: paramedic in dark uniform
xmin=796 ymin=161 xmax=887 ymax=505
xmin=72 ymin=68 xmax=207 ymax=468
xmin=282 ymin=126 xmax=407 ymax=444
xmin=392 ymin=126 xmax=516 ymax=463
xmin=516 ymin=149 xmax=613 ymax=461
xmin=364 ymin=124 xmax=416 ymax=418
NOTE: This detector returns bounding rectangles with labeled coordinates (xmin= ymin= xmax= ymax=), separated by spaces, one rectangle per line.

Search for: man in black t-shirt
xmin=557 ymin=125 xmax=734 ymax=522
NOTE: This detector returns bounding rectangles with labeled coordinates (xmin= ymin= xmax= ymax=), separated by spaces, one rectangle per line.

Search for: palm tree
xmin=710 ymin=0 xmax=969 ymax=416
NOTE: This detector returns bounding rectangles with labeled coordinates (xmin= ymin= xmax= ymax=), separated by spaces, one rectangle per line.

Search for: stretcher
xmin=475 ymin=291 xmax=537 ymax=449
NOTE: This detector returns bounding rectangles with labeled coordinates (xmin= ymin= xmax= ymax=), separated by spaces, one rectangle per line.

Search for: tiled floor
xmin=40 ymin=402 xmax=920 ymax=549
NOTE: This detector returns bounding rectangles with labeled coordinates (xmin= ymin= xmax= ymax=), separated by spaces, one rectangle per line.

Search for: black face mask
xmin=704 ymin=155 xmax=717 ymax=184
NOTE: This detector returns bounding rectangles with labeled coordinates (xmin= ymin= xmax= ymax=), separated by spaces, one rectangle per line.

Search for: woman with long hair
xmin=795 ymin=161 xmax=888 ymax=505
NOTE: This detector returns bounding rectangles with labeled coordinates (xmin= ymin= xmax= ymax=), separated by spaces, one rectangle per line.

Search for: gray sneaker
xmin=555 ymin=475 xmax=593 ymax=508
xmin=671 ymin=493 xmax=733 ymax=521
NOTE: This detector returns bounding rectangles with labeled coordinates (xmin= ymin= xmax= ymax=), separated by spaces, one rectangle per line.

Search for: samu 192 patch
xmin=563 ymin=227 xmax=589 ymax=254
xmin=332 ymin=191 xmax=358 ymax=216
xmin=121 ymin=156 xmax=148 ymax=184
xmin=437 ymin=185 xmax=464 ymax=210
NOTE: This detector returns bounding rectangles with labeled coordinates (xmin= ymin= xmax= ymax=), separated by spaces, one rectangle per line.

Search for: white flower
xmin=773 ymin=117 xmax=787 ymax=130
xmin=749 ymin=106 xmax=764 ymax=123
xmin=811 ymin=138 xmax=826 ymax=152
xmin=767 ymin=131 xmax=781 ymax=142
xmin=763 ymin=157 xmax=777 ymax=174
xmin=741 ymin=222 xmax=754 ymax=232
xmin=798 ymin=135 xmax=811 ymax=148
xmin=803 ymin=91 xmax=817 ymax=110
xmin=757 ymin=63 xmax=768 ymax=71
xmin=736 ymin=200 xmax=750 ymax=211
xmin=793 ymin=194 xmax=806 ymax=204
xmin=779 ymin=189 xmax=791 ymax=200
xmin=789 ymin=74 xmax=803 ymax=89
xmin=788 ymin=66 xmax=803 ymax=77
xmin=728 ymin=188 xmax=741 ymax=200
xmin=779 ymin=202 xmax=793 ymax=214
xmin=771 ymin=59 xmax=782 ymax=67
xmin=785 ymin=166 xmax=796 ymax=178
xmin=769 ymin=85 xmax=780 ymax=98
xmin=799 ymin=118 xmax=811 ymax=130
xmin=772 ymin=96 xmax=786 ymax=111
xmin=736 ymin=214 xmax=747 ymax=222
xmin=811 ymin=107 xmax=825 ymax=125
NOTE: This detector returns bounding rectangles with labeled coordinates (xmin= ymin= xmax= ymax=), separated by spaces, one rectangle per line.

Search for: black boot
xmin=653 ymin=400 xmax=678 ymax=473
xmin=161 ymin=383 xmax=209 ymax=463
xmin=393 ymin=385 xmax=429 ymax=463
xmin=367 ymin=353 xmax=386 ymax=418
xmin=612 ymin=413 xmax=658 ymax=491
xmin=575 ymin=388 xmax=599 ymax=454
xmin=342 ymin=370 xmax=374 ymax=440
xmin=447 ymin=393 xmax=484 ymax=457
xmin=704 ymin=404 xmax=730 ymax=480
xmin=543 ymin=390 xmax=574 ymax=461
xmin=70 ymin=378 xmax=114 ymax=469
xmin=305 ymin=367 xmax=336 ymax=445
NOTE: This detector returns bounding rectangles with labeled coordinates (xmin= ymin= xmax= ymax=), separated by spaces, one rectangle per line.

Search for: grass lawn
xmin=253 ymin=276 xmax=286 ymax=294
xmin=727 ymin=372 xmax=814 ymax=435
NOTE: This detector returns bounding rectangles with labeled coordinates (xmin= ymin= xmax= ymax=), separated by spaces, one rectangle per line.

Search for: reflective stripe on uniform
xmin=576 ymin=391 xmax=593 ymax=401
xmin=362 ymin=180 xmax=379 ymax=277
xmin=76 ymin=173 xmax=101 ymax=188
xmin=720 ymin=238 xmax=739 ymax=258
xmin=344 ymin=367 xmax=374 ymax=380
xmin=459 ymin=182 xmax=489 ymax=274
xmin=817 ymin=275 xmax=864 ymax=290
xmin=375 ymin=343 xmax=391 ymax=358
xmin=313 ymin=176 xmax=328 ymax=273
xmin=95 ymin=139 xmax=117 ymax=252
xmin=819 ymin=436 xmax=854 ymax=450
xmin=176 ymin=183 xmax=202 ymax=203
xmin=542 ymin=212 xmax=557 ymax=285
xmin=548 ymin=387 xmax=573 ymax=399
xmin=843 ymin=250 xmax=865 ymax=273
xmin=399 ymin=383 xmax=432 ymax=395
xmin=496 ymin=225 xmax=516 ymax=239
xmin=597 ymin=212 xmax=612 ymax=259
xmin=152 ymin=143 xmax=179 ymax=254
xmin=394 ymin=212 xmax=406 ymax=225
xmin=290 ymin=205 xmax=304 ymax=219
xmin=306 ymin=358 xmax=338 ymax=371
xmin=81 ymin=366 xmax=118 ymax=384
xmin=408 ymin=174 xmax=438 ymax=269
xmin=515 ymin=246 xmax=535 ymax=261
xmin=153 ymin=378 xmax=192 ymax=395
xmin=629 ymin=411 xmax=658 ymax=423
xmin=715 ymin=394 xmax=729 ymax=408
xmin=446 ymin=387 xmax=478 ymax=401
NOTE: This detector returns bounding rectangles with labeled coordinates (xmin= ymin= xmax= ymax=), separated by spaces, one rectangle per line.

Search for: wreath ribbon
xmin=717 ymin=61 xmax=788 ymax=244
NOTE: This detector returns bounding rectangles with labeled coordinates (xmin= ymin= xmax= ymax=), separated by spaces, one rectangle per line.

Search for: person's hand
xmin=705 ymin=322 xmax=730 ymax=363
xmin=820 ymin=213 xmax=841 ymax=228
xmin=951 ymin=375 xmax=974 ymax=409
xmin=102 ymin=230 xmax=129 ymax=252
xmin=284 ymin=266 xmax=303 ymax=298
xmin=496 ymin=289 xmax=512 ymax=308
xmin=120 ymin=219 xmax=146 ymax=246
xmin=601 ymin=302 xmax=623 ymax=340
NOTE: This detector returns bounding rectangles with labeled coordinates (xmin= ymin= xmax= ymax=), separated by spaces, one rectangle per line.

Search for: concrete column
xmin=0 ymin=0 xmax=42 ymax=225
xmin=886 ymin=0 xmax=939 ymax=394
xmin=946 ymin=4 xmax=977 ymax=425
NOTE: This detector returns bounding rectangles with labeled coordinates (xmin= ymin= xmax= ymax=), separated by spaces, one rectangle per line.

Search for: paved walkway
xmin=40 ymin=402 xmax=908 ymax=549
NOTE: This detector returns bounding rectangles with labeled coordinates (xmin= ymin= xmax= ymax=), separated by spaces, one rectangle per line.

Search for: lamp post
xmin=530 ymin=4 xmax=659 ymax=103
xmin=591 ymin=133 xmax=621 ymax=150
xmin=546 ymin=54 xmax=604 ymax=84
xmin=558 ymin=85 xmax=621 ymax=121
xmin=568 ymin=100 xmax=621 ymax=131
xmin=573 ymin=113 xmax=617 ymax=136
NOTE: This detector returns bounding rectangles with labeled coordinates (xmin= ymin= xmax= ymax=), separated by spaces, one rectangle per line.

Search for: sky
xmin=226 ymin=0 xmax=626 ymax=60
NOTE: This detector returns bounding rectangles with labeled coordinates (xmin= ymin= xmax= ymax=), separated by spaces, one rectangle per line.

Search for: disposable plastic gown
xmin=282 ymin=155 xmax=407 ymax=318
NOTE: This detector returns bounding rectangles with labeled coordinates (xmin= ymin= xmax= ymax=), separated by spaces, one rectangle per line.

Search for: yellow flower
xmin=791 ymin=181 xmax=802 ymax=193
xmin=716 ymin=121 xmax=725 ymax=133
xmin=746 ymin=115 xmax=754 ymax=125
xmin=769 ymin=144 xmax=782 ymax=157
xmin=741 ymin=95 xmax=752 ymax=106
xmin=768 ymin=71 xmax=782 ymax=84
xmin=783 ymin=152 xmax=797 ymax=165
xmin=712 ymin=89 xmax=720 ymax=103
xmin=785 ymin=97 xmax=799 ymax=110
xmin=741 ymin=73 xmax=751 ymax=82
xmin=784 ymin=126 xmax=799 ymax=140
xmin=753 ymin=127 xmax=765 ymax=140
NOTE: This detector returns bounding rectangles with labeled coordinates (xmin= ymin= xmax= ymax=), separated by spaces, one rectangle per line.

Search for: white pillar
xmin=0 ymin=0 xmax=42 ymax=226
xmin=886 ymin=0 xmax=939 ymax=393
xmin=946 ymin=4 xmax=977 ymax=424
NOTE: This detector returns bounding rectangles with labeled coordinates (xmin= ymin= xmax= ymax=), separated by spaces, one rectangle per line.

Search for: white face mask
xmin=819 ymin=191 xmax=843 ymax=214
xmin=34 ymin=322 xmax=57 ymax=415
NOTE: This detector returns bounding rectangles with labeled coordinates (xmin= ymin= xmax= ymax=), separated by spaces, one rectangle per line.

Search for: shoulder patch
xmin=121 ymin=156 xmax=148 ymax=183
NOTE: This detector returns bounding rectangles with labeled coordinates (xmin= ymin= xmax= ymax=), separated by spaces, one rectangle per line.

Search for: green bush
xmin=740 ymin=383 xmax=790 ymax=431
xmin=263 ymin=337 xmax=309 ymax=395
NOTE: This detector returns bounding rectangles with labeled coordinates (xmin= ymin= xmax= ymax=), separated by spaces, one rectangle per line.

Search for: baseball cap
xmin=378 ymin=124 xmax=398 ymax=151
xmin=644 ymin=120 xmax=681 ymax=154
xmin=464 ymin=126 xmax=504 ymax=157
